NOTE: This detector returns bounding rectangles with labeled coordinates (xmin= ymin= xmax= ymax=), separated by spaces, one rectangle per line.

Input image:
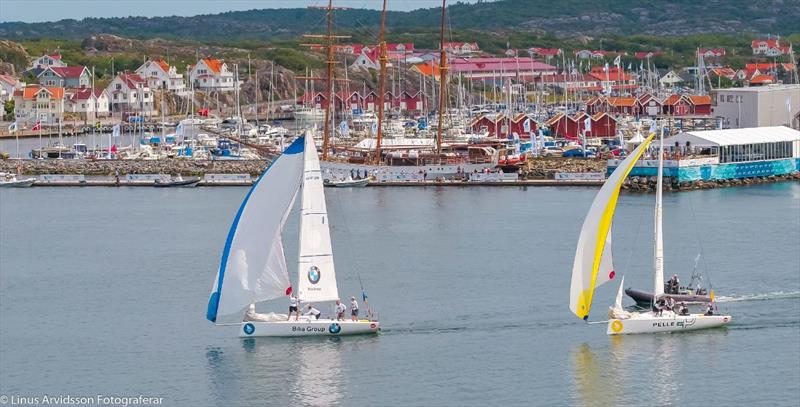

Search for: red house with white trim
xmin=545 ymin=113 xmax=580 ymax=139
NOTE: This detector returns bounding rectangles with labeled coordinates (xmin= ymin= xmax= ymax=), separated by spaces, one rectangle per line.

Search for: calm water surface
xmin=1 ymin=183 xmax=798 ymax=406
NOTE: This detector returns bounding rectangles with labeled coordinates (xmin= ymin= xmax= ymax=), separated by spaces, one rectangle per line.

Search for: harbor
xmin=2 ymin=0 xmax=800 ymax=405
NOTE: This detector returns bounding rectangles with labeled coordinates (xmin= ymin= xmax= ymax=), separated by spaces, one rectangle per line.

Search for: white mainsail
xmin=569 ymin=132 xmax=656 ymax=320
xmin=207 ymin=136 xmax=306 ymax=323
xmin=297 ymin=133 xmax=340 ymax=303
xmin=653 ymin=128 xmax=665 ymax=297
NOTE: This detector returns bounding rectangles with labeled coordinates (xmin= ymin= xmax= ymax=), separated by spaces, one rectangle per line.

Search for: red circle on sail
xmin=609 ymin=270 xmax=616 ymax=280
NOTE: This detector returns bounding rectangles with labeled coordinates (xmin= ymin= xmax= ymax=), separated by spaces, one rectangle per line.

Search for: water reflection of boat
xmin=571 ymin=344 xmax=617 ymax=407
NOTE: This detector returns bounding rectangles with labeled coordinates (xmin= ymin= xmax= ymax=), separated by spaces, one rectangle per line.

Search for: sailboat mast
xmin=653 ymin=127 xmax=665 ymax=297
xmin=375 ymin=0 xmax=388 ymax=163
xmin=436 ymin=0 xmax=448 ymax=156
xmin=322 ymin=0 xmax=335 ymax=161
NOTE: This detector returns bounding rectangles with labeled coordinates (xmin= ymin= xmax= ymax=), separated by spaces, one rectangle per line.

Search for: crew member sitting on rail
xmin=678 ymin=302 xmax=689 ymax=316
xmin=705 ymin=302 xmax=715 ymax=316
xmin=305 ymin=304 xmax=322 ymax=320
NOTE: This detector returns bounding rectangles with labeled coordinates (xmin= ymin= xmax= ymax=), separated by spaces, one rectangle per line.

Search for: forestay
xmin=206 ymin=137 xmax=305 ymax=323
xmin=297 ymin=133 xmax=340 ymax=303
xmin=569 ymin=133 xmax=656 ymax=320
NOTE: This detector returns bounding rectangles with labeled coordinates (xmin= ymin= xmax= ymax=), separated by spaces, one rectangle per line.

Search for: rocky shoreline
xmin=623 ymin=173 xmax=800 ymax=192
xmin=0 ymin=159 xmax=270 ymax=176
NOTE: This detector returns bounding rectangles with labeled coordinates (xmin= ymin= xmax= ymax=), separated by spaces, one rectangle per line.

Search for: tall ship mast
xmin=301 ymin=0 xmax=350 ymax=160
xmin=374 ymin=0 xmax=389 ymax=163
xmin=436 ymin=0 xmax=448 ymax=156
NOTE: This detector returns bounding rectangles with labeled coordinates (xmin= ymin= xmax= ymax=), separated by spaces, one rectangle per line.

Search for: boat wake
xmin=715 ymin=291 xmax=800 ymax=303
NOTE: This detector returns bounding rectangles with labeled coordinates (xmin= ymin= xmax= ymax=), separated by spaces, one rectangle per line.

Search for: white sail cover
xmin=569 ymin=133 xmax=655 ymax=320
xmin=206 ymin=136 xmax=305 ymax=323
xmin=297 ymin=133 xmax=340 ymax=303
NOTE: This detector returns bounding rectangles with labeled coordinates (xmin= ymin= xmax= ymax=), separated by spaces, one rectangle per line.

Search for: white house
xmin=350 ymin=49 xmax=380 ymax=70
xmin=106 ymin=73 xmax=154 ymax=115
xmin=188 ymin=58 xmax=237 ymax=91
xmin=135 ymin=59 xmax=186 ymax=92
xmin=444 ymin=42 xmax=480 ymax=56
xmin=751 ymin=38 xmax=792 ymax=56
xmin=28 ymin=53 xmax=67 ymax=71
xmin=65 ymin=87 xmax=110 ymax=120
xmin=659 ymin=70 xmax=684 ymax=88
xmin=0 ymin=74 xmax=25 ymax=102
xmin=13 ymin=85 xmax=65 ymax=126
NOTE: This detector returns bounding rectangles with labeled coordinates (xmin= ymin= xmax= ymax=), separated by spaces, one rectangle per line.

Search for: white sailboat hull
xmin=239 ymin=319 xmax=380 ymax=337
xmin=0 ymin=178 xmax=35 ymax=187
xmin=607 ymin=312 xmax=731 ymax=335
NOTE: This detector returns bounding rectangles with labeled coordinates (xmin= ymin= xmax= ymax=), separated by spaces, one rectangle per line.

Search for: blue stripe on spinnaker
xmin=207 ymin=136 xmax=305 ymax=322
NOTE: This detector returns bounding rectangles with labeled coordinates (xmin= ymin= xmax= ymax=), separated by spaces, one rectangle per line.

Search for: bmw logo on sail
xmin=329 ymin=323 xmax=341 ymax=334
xmin=243 ymin=323 xmax=255 ymax=335
xmin=308 ymin=266 xmax=321 ymax=284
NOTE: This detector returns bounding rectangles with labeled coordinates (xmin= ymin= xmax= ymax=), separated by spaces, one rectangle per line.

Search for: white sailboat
xmin=569 ymin=129 xmax=731 ymax=335
xmin=206 ymin=133 xmax=380 ymax=337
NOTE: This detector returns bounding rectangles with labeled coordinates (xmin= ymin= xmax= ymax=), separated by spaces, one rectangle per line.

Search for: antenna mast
xmin=436 ymin=0 xmax=448 ymax=156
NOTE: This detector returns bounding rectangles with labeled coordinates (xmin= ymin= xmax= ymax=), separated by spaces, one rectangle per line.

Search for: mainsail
xmin=207 ymin=137 xmax=305 ymax=323
xmin=569 ymin=133 xmax=656 ymax=320
xmin=297 ymin=133 xmax=340 ymax=303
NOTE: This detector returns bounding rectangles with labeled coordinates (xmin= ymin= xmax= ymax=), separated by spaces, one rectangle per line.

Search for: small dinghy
xmin=0 ymin=172 xmax=35 ymax=188
xmin=153 ymin=175 xmax=200 ymax=188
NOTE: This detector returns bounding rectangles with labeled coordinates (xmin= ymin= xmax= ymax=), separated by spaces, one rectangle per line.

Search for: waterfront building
xmin=659 ymin=70 xmax=684 ymax=88
xmin=636 ymin=93 xmax=663 ymax=117
xmin=711 ymin=85 xmax=800 ymax=129
xmin=65 ymin=87 xmax=110 ymax=120
xmin=106 ymin=73 xmax=154 ymax=115
xmin=12 ymin=85 xmax=65 ymax=126
xmin=36 ymin=66 xmax=91 ymax=88
xmin=545 ymin=112 xmax=580 ymax=139
xmin=188 ymin=58 xmax=237 ymax=91
xmin=611 ymin=126 xmax=800 ymax=181
xmin=135 ymin=59 xmax=186 ymax=92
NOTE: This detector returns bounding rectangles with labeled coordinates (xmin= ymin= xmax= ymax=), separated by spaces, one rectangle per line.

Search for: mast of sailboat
xmin=436 ymin=0 xmax=448 ymax=156
xmin=653 ymin=126 xmax=665 ymax=298
xmin=374 ymin=0 xmax=388 ymax=163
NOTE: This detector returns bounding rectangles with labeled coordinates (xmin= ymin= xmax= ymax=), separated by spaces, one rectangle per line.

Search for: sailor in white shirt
xmin=304 ymin=304 xmax=322 ymax=320
xmin=335 ymin=299 xmax=346 ymax=321
xmin=287 ymin=295 xmax=300 ymax=321
xmin=350 ymin=296 xmax=359 ymax=321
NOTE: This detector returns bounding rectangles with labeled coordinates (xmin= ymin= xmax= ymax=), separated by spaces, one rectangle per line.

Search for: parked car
xmin=541 ymin=146 xmax=565 ymax=157
xmin=563 ymin=148 xmax=596 ymax=158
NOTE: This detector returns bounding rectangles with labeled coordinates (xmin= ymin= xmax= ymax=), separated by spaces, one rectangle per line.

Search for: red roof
xmin=16 ymin=85 xmax=64 ymax=100
xmin=529 ymin=48 xmax=561 ymax=56
xmin=68 ymin=87 xmax=105 ymax=101
xmin=117 ymin=73 xmax=146 ymax=89
xmin=48 ymin=54 xmax=62 ymax=60
xmin=687 ymin=95 xmax=711 ymax=105
xmin=156 ymin=60 xmax=170 ymax=72
xmin=752 ymin=39 xmax=782 ymax=48
xmin=46 ymin=66 xmax=88 ymax=79
xmin=749 ymin=75 xmax=775 ymax=84
xmin=607 ymin=97 xmax=636 ymax=107
xmin=697 ymin=48 xmax=726 ymax=56
xmin=202 ymin=58 xmax=224 ymax=74
xmin=449 ymin=57 xmax=555 ymax=73
xmin=634 ymin=51 xmax=664 ymax=59
xmin=663 ymin=94 xmax=684 ymax=105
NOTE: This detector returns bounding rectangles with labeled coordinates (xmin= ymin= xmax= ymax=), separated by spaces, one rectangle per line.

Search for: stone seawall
xmin=521 ymin=157 xmax=607 ymax=179
xmin=0 ymin=159 xmax=270 ymax=176
xmin=623 ymin=173 xmax=800 ymax=192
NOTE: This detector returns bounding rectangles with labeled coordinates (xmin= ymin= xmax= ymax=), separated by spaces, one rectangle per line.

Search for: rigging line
xmin=686 ymin=190 xmax=713 ymax=289
xmin=621 ymin=199 xmax=649 ymax=277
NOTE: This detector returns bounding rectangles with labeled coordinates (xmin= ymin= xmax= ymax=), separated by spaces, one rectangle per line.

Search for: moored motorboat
xmin=0 ymin=172 xmax=35 ymax=187
xmin=153 ymin=175 xmax=201 ymax=188
xmin=326 ymin=177 xmax=369 ymax=188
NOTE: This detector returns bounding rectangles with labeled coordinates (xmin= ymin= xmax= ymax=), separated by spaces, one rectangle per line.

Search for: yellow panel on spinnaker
xmin=569 ymin=133 xmax=656 ymax=320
